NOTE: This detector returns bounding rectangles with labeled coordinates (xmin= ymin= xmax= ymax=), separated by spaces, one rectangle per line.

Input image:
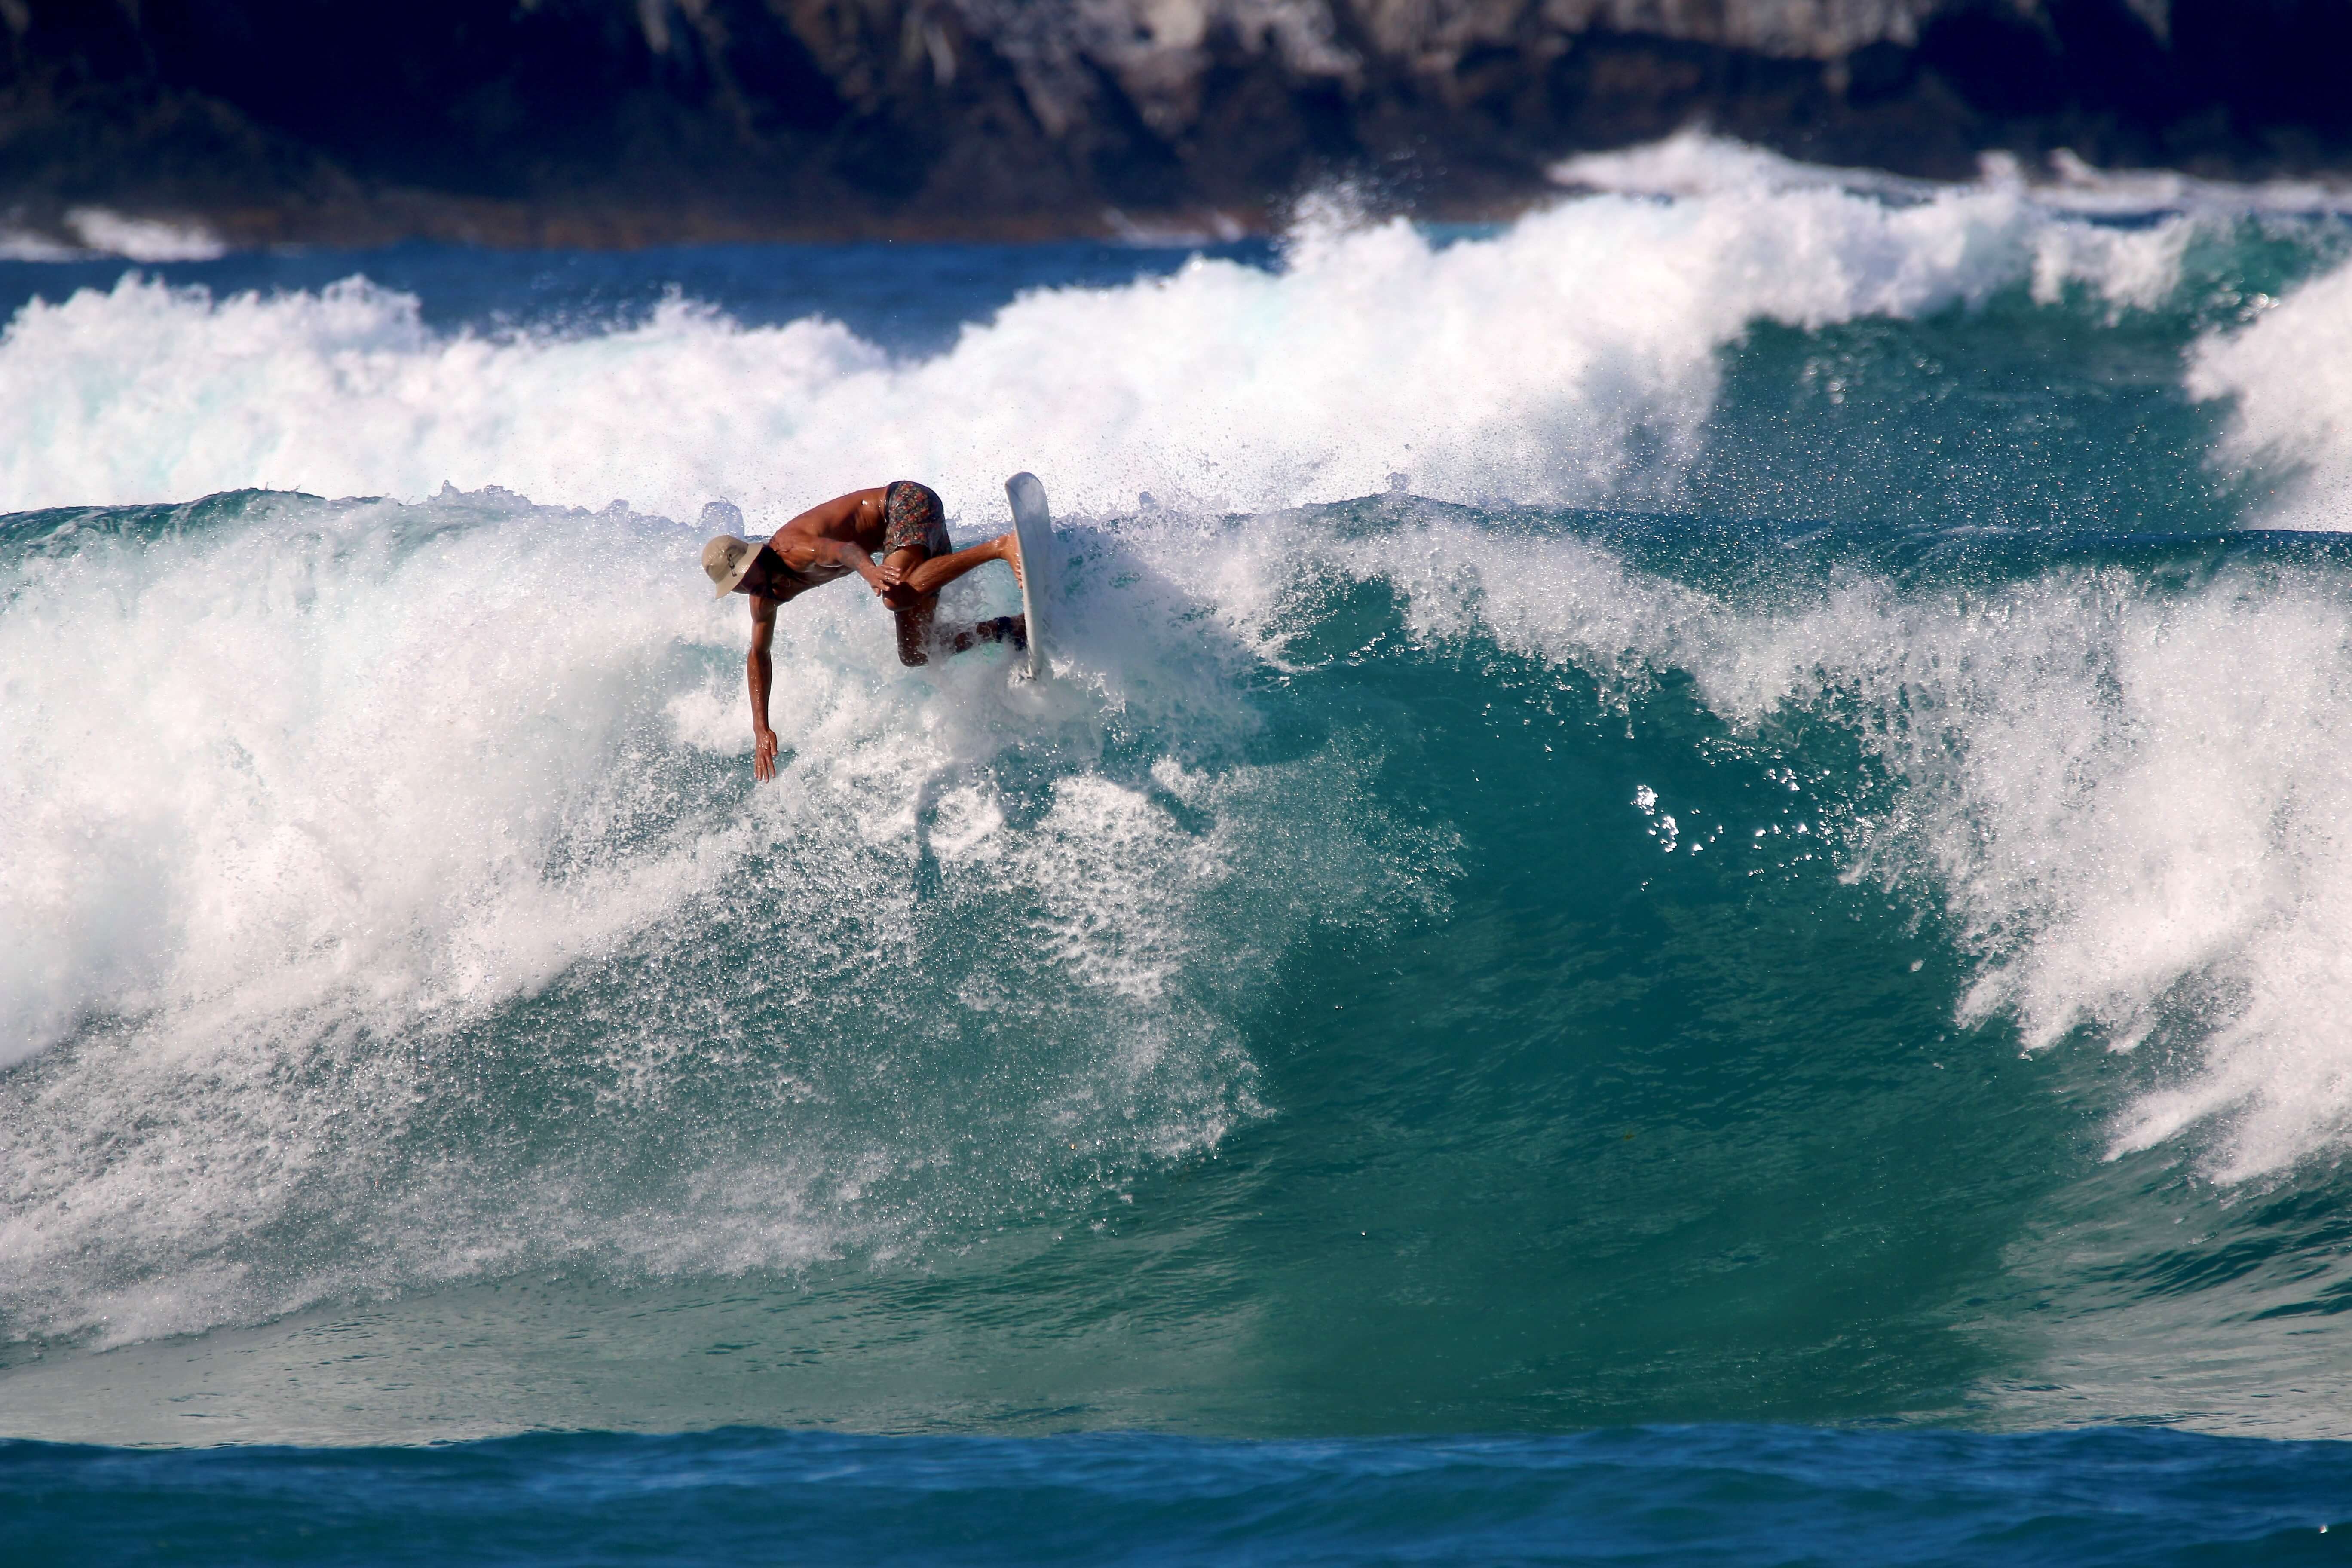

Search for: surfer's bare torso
xmin=753 ymin=486 xmax=902 ymax=599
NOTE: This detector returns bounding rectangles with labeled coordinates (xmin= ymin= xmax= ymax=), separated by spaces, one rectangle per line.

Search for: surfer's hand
xmin=879 ymin=560 xmax=910 ymax=591
xmin=753 ymin=726 xmax=779 ymax=782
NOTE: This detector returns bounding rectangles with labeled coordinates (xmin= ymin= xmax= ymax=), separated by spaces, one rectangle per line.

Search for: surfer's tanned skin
xmin=729 ymin=484 xmax=1024 ymax=781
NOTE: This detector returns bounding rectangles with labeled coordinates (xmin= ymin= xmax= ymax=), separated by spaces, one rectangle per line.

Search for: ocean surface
xmin=9 ymin=135 xmax=2352 ymax=1559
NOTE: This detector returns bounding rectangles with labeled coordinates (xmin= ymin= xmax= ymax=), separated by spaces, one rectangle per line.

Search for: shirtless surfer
xmin=701 ymin=481 xmax=1026 ymax=781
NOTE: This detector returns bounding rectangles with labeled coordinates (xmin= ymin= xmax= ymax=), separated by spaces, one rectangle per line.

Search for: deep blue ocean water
xmin=9 ymin=141 xmax=2352 ymax=1559
xmin=7 ymin=1427 xmax=2350 ymax=1565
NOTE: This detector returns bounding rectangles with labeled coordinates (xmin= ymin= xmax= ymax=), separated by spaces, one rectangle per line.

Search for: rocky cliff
xmin=4 ymin=0 xmax=2348 ymax=245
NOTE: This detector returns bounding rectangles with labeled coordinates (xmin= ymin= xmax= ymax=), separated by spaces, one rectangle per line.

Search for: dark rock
xmin=1 ymin=0 xmax=2347 ymax=247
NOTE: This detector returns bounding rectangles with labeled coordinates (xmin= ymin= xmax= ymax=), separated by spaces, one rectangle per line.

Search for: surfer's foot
xmin=983 ymin=614 xmax=1027 ymax=652
xmin=1001 ymin=530 xmax=1025 ymax=588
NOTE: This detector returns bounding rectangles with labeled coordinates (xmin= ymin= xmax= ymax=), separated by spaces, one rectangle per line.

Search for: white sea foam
xmin=2188 ymin=257 xmax=2352 ymax=530
xmin=1554 ymin=128 xmax=1948 ymax=203
xmin=62 ymin=208 xmax=228 ymax=263
xmin=1560 ymin=128 xmax=2352 ymax=218
xmin=0 ymin=487 xmax=1450 ymax=1344
xmin=0 ymin=173 xmax=2194 ymax=524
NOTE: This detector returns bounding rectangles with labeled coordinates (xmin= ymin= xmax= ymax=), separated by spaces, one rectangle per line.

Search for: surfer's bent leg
xmin=896 ymin=599 xmax=1024 ymax=665
xmin=894 ymin=600 xmax=936 ymax=667
xmin=899 ymin=535 xmax=1020 ymax=597
xmin=879 ymin=481 xmax=941 ymax=665
xmin=878 ymin=478 xmax=1025 ymax=599
xmin=879 ymin=481 xmax=1024 ymax=662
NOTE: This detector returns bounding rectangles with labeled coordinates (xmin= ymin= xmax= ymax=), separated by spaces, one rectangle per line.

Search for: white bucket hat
xmin=699 ymin=503 xmax=761 ymax=598
xmin=702 ymin=534 xmax=764 ymax=598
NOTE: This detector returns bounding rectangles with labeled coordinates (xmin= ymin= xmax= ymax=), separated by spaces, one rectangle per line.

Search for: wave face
xmin=8 ymin=140 xmax=2352 ymax=1444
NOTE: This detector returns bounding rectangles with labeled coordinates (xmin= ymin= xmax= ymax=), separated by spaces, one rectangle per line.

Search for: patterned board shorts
xmin=882 ymin=480 xmax=951 ymax=557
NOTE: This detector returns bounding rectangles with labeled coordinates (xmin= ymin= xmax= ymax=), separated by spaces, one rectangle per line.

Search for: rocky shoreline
xmin=5 ymin=1 xmax=2349 ymax=250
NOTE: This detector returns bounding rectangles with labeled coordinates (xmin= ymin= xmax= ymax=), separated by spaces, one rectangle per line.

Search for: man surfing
xmin=701 ymin=481 xmax=1026 ymax=781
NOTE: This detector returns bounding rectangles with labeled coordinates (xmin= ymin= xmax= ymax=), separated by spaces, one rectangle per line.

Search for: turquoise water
xmin=9 ymin=143 xmax=2352 ymax=1555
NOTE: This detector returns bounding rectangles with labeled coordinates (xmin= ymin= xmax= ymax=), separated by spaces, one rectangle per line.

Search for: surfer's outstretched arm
xmin=747 ymin=596 xmax=780 ymax=781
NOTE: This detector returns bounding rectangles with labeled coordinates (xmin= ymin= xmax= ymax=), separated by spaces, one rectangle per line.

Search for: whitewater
xmin=9 ymin=140 xmax=2352 ymax=1497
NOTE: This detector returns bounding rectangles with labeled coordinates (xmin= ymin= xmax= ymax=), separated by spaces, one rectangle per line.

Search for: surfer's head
xmin=699 ymin=502 xmax=764 ymax=599
xmin=702 ymin=533 xmax=766 ymax=599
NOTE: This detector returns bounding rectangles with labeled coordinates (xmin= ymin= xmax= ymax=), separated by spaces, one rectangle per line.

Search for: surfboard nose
xmin=1006 ymin=472 xmax=1047 ymax=519
xmin=1005 ymin=472 xmax=1054 ymax=682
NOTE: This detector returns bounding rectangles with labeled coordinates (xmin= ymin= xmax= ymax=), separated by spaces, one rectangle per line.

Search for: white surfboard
xmin=1005 ymin=472 xmax=1055 ymax=681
